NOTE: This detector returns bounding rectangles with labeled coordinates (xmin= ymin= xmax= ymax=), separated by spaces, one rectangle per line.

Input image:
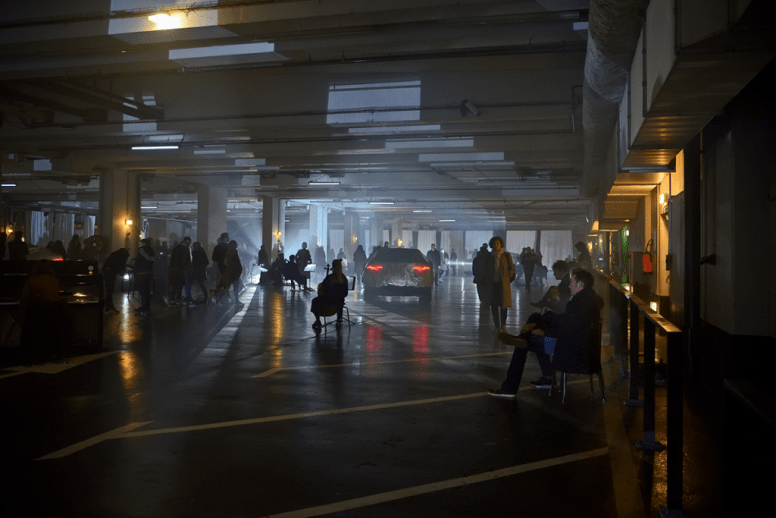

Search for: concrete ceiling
xmin=0 ymin=0 xmax=595 ymax=232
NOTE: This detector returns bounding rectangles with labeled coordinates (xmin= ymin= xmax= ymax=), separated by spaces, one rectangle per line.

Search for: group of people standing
xmin=102 ymin=231 xmax=244 ymax=317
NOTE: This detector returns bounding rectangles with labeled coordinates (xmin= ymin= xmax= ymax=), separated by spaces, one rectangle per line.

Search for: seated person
xmin=262 ymin=254 xmax=286 ymax=286
xmin=530 ymin=260 xmax=571 ymax=314
xmin=283 ymin=254 xmax=307 ymax=290
xmin=310 ymin=259 xmax=349 ymax=330
xmin=488 ymin=268 xmax=603 ymax=398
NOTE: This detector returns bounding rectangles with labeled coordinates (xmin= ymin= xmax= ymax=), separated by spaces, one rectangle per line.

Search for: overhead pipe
xmin=581 ymin=0 xmax=650 ymax=198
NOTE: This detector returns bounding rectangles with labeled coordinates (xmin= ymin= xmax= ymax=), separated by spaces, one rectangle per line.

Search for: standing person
xmin=520 ymin=247 xmax=536 ymax=291
xmin=296 ymin=242 xmax=313 ymax=290
xmin=224 ymin=240 xmax=243 ymax=303
xmin=486 ymin=236 xmax=515 ymax=334
xmin=67 ymin=234 xmax=81 ymax=260
xmin=191 ymin=241 xmax=209 ymax=305
xmin=426 ymin=244 xmax=441 ymax=285
xmin=212 ymin=232 xmax=230 ymax=290
xmin=353 ymin=244 xmax=367 ymax=283
xmin=102 ymin=248 xmax=129 ymax=314
xmin=327 ymin=248 xmax=335 ymax=266
xmin=258 ymin=245 xmax=270 ymax=269
xmin=133 ymin=238 xmax=156 ymax=316
xmin=438 ymin=249 xmax=448 ymax=282
xmin=450 ymin=248 xmax=458 ymax=275
xmin=472 ymin=243 xmax=491 ymax=306
xmin=168 ymin=236 xmax=192 ymax=306
xmin=314 ymin=245 xmax=327 ymax=282
xmin=488 ymin=268 xmax=603 ymax=397
xmin=8 ymin=231 xmax=29 ymax=260
xmin=575 ymin=241 xmax=592 ymax=270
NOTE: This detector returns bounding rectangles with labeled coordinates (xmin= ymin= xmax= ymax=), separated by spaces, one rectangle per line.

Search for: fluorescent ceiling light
xmin=413 ymin=210 xmax=432 ymax=213
xmin=420 ymin=152 xmax=504 ymax=162
xmin=439 ymin=219 xmax=456 ymax=222
xmin=386 ymin=138 xmax=473 ymax=149
xmin=308 ymin=181 xmax=341 ymax=186
xmin=1 ymin=183 xmax=16 ymax=187
xmin=193 ymin=149 xmax=226 ymax=154
xmin=430 ymin=161 xmax=514 ymax=167
xmin=132 ymin=145 xmax=178 ymax=150
xmin=369 ymin=202 xmax=394 ymax=205
xmin=349 ymin=125 xmax=440 ymax=134
xmin=141 ymin=206 xmax=157 ymax=209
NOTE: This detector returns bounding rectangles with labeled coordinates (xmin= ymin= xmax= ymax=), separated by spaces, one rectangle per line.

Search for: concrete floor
xmin=2 ymin=273 xmax=722 ymax=518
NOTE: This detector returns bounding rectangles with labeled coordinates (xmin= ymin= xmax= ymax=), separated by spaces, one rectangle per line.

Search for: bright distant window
xmin=328 ymin=81 xmax=421 ymax=124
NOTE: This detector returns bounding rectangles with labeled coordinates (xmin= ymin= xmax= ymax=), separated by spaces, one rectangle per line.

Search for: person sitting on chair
xmin=310 ymin=259 xmax=349 ymax=330
xmin=530 ymin=260 xmax=571 ymax=314
xmin=488 ymin=268 xmax=603 ymax=398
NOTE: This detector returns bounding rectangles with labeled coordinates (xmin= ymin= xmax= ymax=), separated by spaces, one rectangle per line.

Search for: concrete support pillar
xmin=370 ymin=216 xmax=383 ymax=252
xmin=98 ymin=169 xmax=141 ymax=254
xmin=390 ymin=219 xmax=402 ymax=247
xmin=343 ymin=211 xmax=359 ymax=268
xmin=197 ymin=186 xmax=228 ymax=254
xmin=262 ymin=196 xmax=285 ymax=260
xmin=309 ymin=204 xmax=327 ymax=250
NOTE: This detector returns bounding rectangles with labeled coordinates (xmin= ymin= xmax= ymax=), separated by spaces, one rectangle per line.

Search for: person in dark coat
xmin=426 ymin=244 xmax=441 ymax=284
xmin=67 ymin=234 xmax=81 ymax=260
xmin=353 ymin=244 xmax=367 ymax=283
xmin=191 ymin=241 xmax=209 ymax=304
xmin=575 ymin=241 xmax=592 ymax=270
xmin=102 ymin=248 xmax=129 ymax=314
xmin=471 ymin=243 xmax=491 ymax=306
xmin=310 ymin=259 xmax=349 ymax=330
xmin=224 ymin=240 xmax=243 ymax=303
xmin=212 ymin=232 xmax=230 ymax=290
xmin=488 ymin=268 xmax=603 ymax=397
xmin=168 ymin=237 xmax=192 ymax=305
xmin=520 ymin=247 xmax=536 ymax=290
xmin=133 ymin=238 xmax=156 ymax=316
xmin=530 ymin=260 xmax=571 ymax=314
xmin=295 ymin=242 xmax=313 ymax=290
xmin=284 ymin=254 xmax=306 ymax=290
xmin=258 ymin=245 xmax=270 ymax=269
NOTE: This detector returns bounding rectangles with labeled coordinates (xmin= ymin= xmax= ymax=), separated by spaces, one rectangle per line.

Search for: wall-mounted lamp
xmin=125 ymin=219 xmax=133 ymax=226
xmin=625 ymin=229 xmax=630 ymax=236
xmin=658 ymin=193 xmax=666 ymax=204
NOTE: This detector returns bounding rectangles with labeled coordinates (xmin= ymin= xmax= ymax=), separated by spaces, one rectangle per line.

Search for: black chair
xmin=550 ymin=320 xmax=605 ymax=403
xmin=321 ymin=276 xmax=356 ymax=331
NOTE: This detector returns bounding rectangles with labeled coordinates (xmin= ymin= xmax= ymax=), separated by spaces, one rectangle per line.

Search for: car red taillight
xmin=412 ymin=264 xmax=431 ymax=273
xmin=366 ymin=264 xmax=383 ymax=272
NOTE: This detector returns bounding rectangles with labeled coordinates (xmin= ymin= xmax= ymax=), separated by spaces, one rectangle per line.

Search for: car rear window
xmin=371 ymin=248 xmax=429 ymax=263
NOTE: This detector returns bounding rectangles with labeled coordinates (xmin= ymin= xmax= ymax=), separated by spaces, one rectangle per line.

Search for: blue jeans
xmin=501 ymin=335 xmax=553 ymax=393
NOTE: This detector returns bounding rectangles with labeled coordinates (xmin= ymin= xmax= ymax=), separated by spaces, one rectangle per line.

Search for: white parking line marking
xmin=253 ymin=352 xmax=511 ymax=378
xmin=37 ymin=392 xmax=490 ymax=459
xmin=1 ymin=351 xmax=124 ymax=378
xmin=260 ymin=447 xmax=611 ymax=518
xmin=36 ymin=421 xmax=153 ymax=460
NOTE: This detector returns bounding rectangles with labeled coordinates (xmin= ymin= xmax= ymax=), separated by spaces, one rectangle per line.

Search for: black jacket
xmin=543 ymin=287 xmax=603 ymax=371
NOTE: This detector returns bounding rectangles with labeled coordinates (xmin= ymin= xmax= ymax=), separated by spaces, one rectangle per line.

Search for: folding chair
xmin=550 ymin=320 xmax=605 ymax=403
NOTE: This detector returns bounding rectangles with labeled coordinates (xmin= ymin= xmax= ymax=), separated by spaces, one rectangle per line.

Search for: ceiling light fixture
xmin=369 ymin=201 xmax=394 ymax=205
xmin=439 ymin=219 xmax=456 ymax=222
xmin=413 ymin=210 xmax=432 ymax=213
xmin=308 ymin=180 xmax=341 ymax=186
xmin=132 ymin=145 xmax=179 ymax=150
xmin=1 ymin=182 xmax=16 ymax=187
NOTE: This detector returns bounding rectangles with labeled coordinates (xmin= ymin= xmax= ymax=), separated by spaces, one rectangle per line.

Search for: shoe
xmin=312 ymin=322 xmax=322 ymax=330
xmin=498 ymin=332 xmax=527 ymax=348
xmin=530 ymin=377 xmax=555 ymax=388
xmin=488 ymin=388 xmax=516 ymax=399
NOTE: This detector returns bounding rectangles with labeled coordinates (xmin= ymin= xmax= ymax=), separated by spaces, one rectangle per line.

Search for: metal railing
xmin=594 ymin=271 xmax=685 ymax=516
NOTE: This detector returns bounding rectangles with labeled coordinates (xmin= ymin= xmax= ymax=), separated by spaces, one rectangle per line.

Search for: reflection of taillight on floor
xmin=53 ymin=257 xmax=64 ymax=261
xmin=412 ymin=264 xmax=430 ymax=273
xmin=366 ymin=264 xmax=383 ymax=272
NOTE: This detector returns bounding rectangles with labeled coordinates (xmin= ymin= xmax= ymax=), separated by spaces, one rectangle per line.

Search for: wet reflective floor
xmin=2 ymin=274 xmax=722 ymax=517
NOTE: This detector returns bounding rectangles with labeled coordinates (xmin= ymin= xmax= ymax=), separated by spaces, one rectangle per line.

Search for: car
xmin=362 ymin=248 xmax=434 ymax=304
